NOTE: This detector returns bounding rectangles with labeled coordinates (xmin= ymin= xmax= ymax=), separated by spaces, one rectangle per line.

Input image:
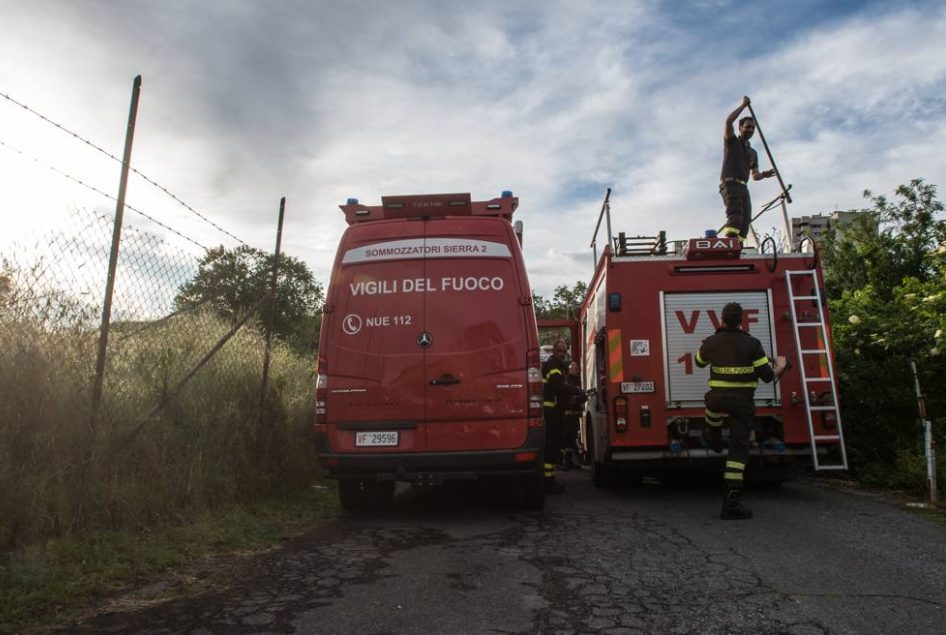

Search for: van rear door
xmin=323 ymin=227 xmax=429 ymax=453
xmin=422 ymin=223 xmax=530 ymax=451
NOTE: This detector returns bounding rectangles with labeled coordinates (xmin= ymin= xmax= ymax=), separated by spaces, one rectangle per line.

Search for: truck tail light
xmin=315 ymin=355 xmax=328 ymax=428
xmin=527 ymin=348 xmax=543 ymax=428
xmin=614 ymin=396 xmax=628 ymax=433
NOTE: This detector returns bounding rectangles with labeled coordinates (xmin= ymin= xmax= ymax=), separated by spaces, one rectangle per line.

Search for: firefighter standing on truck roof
xmin=542 ymin=340 xmax=585 ymax=493
xmin=719 ymin=96 xmax=775 ymax=243
xmin=695 ymin=302 xmax=786 ymax=520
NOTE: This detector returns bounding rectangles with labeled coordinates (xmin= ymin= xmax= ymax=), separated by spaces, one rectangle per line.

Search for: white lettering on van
xmin=355 ymin=314 xmax=413 ymax=330
xmin=440 ymin=276 xmax=504 ymax=292
xmin=346 ymin=277 xmax=506 ymax=296
xmin=402 ymin=278 xmax=437 ymax=292
xmin=342 ymin=239 xmax=512 ymax=264
xmin=349 ymin=280 xmax=398 ymax=296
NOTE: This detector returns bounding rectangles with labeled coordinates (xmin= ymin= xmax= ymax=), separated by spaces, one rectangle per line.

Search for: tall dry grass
xmin=0 ymin=288 xmax=317 ymax=549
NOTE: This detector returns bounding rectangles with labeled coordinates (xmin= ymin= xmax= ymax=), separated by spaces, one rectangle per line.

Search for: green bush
xmin=822 ymin=179 xmax=945 ymax=493
xmin=886 ymin=434 xmax=944 ymax=497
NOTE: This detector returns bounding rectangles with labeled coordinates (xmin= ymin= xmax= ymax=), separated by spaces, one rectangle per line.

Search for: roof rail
xmin=614 ymin=231 xmax=667 ymax=256
xmin=339 ymin=192 xmax=518 ymax=225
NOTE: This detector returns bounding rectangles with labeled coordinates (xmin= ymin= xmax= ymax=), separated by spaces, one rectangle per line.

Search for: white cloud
xmin=1 ymin=0 xmax=944 ymax=301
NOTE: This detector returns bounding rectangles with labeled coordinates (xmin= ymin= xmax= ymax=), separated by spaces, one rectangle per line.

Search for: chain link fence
xmin=0 ymin=208 xmax=318 ymax=546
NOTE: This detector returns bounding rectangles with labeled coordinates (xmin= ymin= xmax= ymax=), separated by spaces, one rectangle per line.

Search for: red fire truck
xmin=577 ymin=195 xmax=848 ymax=486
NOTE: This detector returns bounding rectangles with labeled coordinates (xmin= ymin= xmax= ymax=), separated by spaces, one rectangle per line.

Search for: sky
xmin=2 ymin=0 xmax=945 ymax=298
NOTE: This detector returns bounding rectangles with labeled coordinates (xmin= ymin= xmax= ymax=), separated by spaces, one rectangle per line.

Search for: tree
xmin=532 ymin=282 xmax=588 ymax=349
xmin=822 ymin=178 xmax=945 ymax=301
xmin=820 ymin=179 xmax=945 ymax=489
xmin=175 ymin=245 xmax=324 ymax=349
xmin=533 ymin=281 xmax=588 ymax=320
xmin=0 ymin=270 xmax=10 ymax=306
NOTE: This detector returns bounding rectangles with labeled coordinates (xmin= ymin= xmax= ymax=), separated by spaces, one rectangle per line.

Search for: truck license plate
xmin=355 ymin=431 xmax=399 ymax=447
xmin=622 ymin=381 xmax=655 ymax=393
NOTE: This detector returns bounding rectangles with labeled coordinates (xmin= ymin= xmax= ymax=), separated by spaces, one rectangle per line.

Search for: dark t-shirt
xmin=720 ymin=136 xmax=758 ymax=182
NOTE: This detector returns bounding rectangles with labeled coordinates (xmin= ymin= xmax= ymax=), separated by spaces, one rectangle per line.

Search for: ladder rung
xmin=814 ymin=435 xmax=841 ymax=441
xmin=800 ymin=349 xmax=827 ymax=354
xmin=805 ymin=377 xmax=832 ymax=382
xmin=796 ymin=322 xmax=824 ymax=327
xmin=792 ymin=295 xmax=819 ymax=300
xmin=810 ymin=406 xmax=836 ymax=411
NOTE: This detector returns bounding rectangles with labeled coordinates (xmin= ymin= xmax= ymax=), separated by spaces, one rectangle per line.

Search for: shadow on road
xmin=338 ymin=467 xmax=817 ymax=522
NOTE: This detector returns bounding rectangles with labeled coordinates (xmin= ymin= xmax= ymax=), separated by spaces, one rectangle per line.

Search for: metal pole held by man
xmin=718 ymin=96 xmax=789 ymax=245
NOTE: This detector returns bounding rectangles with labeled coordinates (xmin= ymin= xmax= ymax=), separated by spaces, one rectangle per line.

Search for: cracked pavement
xmin=58 ymin=472 xmax=945 ymax=634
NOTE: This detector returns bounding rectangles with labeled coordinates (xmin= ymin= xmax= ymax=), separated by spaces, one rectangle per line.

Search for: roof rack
xmin=614 ymin=231 xmax=667 ymax=256
xmin=339 ymin=191 xmax=518 ymax=225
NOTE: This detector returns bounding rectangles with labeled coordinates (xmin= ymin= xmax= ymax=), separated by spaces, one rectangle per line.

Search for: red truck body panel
xmin=578 ymin=238 xmax=843 ymax=477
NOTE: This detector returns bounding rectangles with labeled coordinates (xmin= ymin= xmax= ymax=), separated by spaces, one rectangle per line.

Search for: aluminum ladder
xmin=785 ymin=269 xmax=848 ymax=470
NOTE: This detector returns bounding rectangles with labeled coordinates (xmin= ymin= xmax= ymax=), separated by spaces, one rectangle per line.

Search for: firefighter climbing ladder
xmin=785 ymin=269 xmax=849 ymax=470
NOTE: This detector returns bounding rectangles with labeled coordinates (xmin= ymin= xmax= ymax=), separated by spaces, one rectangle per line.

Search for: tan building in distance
xmin=791 ymin=210 xmax=859 ymax=249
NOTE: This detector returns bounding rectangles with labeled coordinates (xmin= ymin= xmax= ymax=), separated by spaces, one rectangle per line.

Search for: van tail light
xmin=614 ymin=396 xmax=628 ymax=433
xmin=527 ymin=348 xmax=543 ymax=428
xmin=315 ymin=355 xmax=328 ymax=429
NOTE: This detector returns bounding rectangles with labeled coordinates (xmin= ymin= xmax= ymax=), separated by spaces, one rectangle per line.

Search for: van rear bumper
xmin=316 ymin=429 xmax=544 ymax=482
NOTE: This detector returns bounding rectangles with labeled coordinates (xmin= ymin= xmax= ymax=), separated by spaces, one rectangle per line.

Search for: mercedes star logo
xmin=416 ymin=331 xmax=433 ymax=348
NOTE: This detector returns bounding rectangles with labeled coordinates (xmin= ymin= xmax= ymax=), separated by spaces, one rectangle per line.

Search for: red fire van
xmin=315 ymin=192 xmax=546 ymax=511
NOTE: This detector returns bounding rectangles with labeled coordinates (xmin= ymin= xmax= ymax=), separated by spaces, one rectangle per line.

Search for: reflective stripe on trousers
xmin=724 ymin=460 xmax=745 ymax=482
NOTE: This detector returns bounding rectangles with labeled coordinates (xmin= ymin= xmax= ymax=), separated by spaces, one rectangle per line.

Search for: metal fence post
xmin=89 ymin=75 xmax=142 ymax=435
xmin=258 ymin=197 xmax=285 ymax=436
xmin=910 ymin=358 xmax=939 ymax=504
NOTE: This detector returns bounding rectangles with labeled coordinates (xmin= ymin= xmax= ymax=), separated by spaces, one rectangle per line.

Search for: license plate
xmin=355 ymin=431 xmax=399 ymax=447
xmin=622 ymin=381 xmax=655 ymax=393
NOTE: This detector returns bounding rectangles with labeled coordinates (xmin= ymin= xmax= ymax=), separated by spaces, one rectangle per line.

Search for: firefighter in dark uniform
xmin=720 ymin=96 xmax=776 ymax=243
xmin=560 ymin=361 xmax=583 ymax=470
xmin=542 ymin=340 xmax=585 ymax=493
xmin=695 ymin=302 xmax=786 ymax=519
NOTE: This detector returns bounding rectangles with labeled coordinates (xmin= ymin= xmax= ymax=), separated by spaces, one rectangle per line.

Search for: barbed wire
xmin=0 ymin=138 xmax=209 ymax=251
xmin=0 ymin=89 xmax=250 ymax=247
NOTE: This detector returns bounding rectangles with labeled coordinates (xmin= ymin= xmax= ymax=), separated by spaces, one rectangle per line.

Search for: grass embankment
xmin=0 ymin=486 xmax=339 ymax=632
xmin=0 ymin=303 xmax=332 ymax=632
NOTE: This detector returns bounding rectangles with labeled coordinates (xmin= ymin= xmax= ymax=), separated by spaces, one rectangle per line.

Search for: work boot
xmin=720 ymin=485 xmax=752 ymax=520
xmin=545 ymin=477 xmax=566 ymax=494
xmin=569 ymin=449 xmax=583 ymax=469
xmin=559 ymin=449 xmax=573 ymax=471
xmin=706 ymin=426 xmax=723 ymax=453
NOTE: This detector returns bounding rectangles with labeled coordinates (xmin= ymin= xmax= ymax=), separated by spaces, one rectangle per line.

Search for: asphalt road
xmin=60 ymin=470 xmax=945 ymax=635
